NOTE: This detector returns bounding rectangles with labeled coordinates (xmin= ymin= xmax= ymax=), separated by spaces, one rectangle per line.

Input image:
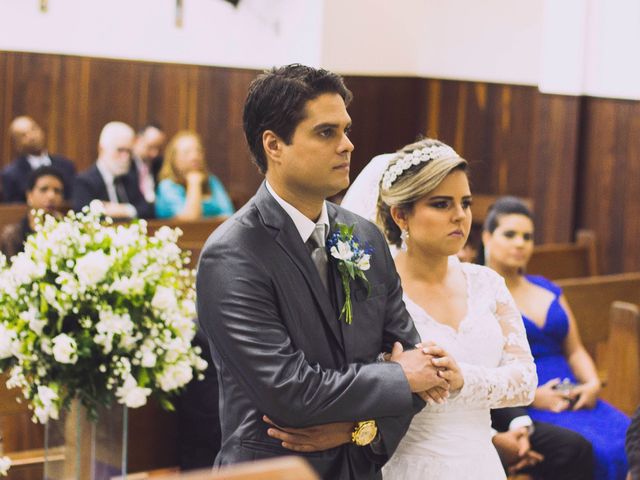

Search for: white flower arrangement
xmin=0 ymin=208 xmax=207 ymax=435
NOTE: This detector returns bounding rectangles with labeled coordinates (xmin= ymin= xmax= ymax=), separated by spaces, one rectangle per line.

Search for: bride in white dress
xmin=344 ymin=138 xmax=537 ymax=479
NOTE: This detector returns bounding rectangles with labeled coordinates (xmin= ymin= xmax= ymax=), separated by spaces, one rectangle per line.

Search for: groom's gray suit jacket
xmin=196 ymin=183 xmax=424 ymax=479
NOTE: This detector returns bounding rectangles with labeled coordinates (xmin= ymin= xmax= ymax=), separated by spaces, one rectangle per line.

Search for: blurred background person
xmin=2 ymin=115 xmax=76 ymax=202
xmin=0 ymin=166 xmax=65 ymax=257
xmin=155 ymin=130 xmax=234 ymax=220
xmin=481 ymin=196 xmax=630 ymax=480
xmin=73 ymin=121 xmax=154 ymax=219
xmin=130 ymin=123 xmax=166 ymax=204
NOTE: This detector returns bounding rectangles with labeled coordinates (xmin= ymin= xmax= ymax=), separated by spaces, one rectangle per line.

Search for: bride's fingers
xmin=432 ymin=356 xmax=455 ymax=370
xmin=423 ymin=345 xmax=446 ymax=357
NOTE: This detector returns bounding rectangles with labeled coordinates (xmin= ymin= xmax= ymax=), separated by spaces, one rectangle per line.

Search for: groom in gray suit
xmin=196 ymin=64 xmax=446 ymax=479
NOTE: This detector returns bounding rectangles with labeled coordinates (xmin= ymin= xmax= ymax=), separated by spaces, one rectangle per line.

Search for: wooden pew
xmin=470 ymin=194 xmax=533 ymax=226
xmin=527 ymin=230 xmax=598 ymax=280
xmin=602 ymin=301 xmax=640 ymax=416
xmin=556 ymin=272 xmax=640 ymax=361
xmin=556 ymin=272 xmax=640 ymax=414
xmin=146 ymin=218 xmax=225 ymax=244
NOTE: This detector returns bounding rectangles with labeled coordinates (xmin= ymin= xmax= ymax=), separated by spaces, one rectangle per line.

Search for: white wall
xmin=2 ymin=0 xmax=640 ymax=99
xmin=0 ymin=0 xmax=323 ymax=69
xmin=322 ymin=0 xmax=543 ymax=85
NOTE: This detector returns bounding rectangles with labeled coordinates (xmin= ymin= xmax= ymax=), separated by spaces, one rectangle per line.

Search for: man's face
xmin=100 ymin=131 xmax=134 ymax=176
xmin=26 ymin=175 xmax=64 ymax=212
xmin=133 ymin=127 xmax=166 ymax=164
xmin=11 ymin=117 xmax=46 ymax=156
xmin=276 ymin=93 xmax=354 ymax=199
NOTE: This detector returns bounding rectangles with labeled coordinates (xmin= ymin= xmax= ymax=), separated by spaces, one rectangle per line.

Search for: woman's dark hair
xmin=483 ymin=196 xmax=533 ymax=234
xmin=26 ymin=166 xmax=65 ymax=193
xmin=242 ymin=64 xmax=353 ymax=174
xmin=477 ymin=196 xmax=533 ymax=264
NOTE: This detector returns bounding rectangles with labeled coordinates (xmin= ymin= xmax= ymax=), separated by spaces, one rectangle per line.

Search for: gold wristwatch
xmin=351 ymin=420 xmax=378 ymax=446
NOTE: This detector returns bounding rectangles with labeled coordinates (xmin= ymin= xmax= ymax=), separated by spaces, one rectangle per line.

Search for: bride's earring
xmin=400 ymin=229 xmax=409 ymax=251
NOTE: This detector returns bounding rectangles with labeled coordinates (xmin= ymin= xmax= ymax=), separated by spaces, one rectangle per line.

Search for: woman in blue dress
xmin=481 ymin=196 xmax=630 ymax=480
xmin=155 ymin=131 xmax=234 ymax=220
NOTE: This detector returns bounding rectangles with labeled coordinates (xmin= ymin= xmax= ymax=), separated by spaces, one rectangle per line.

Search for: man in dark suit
xmin=129 ymin=123 xmax=166 ymax=204
xmin=1 ymin=116 xmax=76 ymax=203
xmin=491 ymin=406 xmax=594 ymax=479
xmin=196 ymin=65 xmax=447 ymax=479
xmin=73 ymin=121 xmax=154 ymax=219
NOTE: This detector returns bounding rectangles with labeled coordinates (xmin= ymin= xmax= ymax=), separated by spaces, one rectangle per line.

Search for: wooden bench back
xmin=527 ymin=230 xmax=598 ymax=280
xmin=470 ymin=194 xmax=533 ymax=226
xmin=557 ymin=272 xmax=640 ymax=359
xmin=602 ymin=301 xmax=640 ymax=415
xmin=146 ymin=218 xmax=225 ymax=244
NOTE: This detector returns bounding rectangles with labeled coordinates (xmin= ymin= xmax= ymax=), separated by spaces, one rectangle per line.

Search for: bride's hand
xmin=422 ymin=344 xmax=464 ymax=392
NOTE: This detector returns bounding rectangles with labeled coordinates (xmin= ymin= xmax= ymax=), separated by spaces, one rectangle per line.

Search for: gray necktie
xmin=307 ymin=224 xmax=329 ymax=291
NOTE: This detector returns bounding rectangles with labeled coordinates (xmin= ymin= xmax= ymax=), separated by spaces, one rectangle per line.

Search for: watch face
xmin=356 ymin=422 xmax=377 ymax=445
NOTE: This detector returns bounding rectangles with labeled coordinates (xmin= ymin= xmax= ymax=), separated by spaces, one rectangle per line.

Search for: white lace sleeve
xmin=454 ymin=271 xmax=537 ymax=408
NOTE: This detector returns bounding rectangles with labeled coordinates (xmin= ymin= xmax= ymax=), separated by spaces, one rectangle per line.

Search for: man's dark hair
xmin=26 ymin=166 xmax=65 ymax=192
xmin=242 ymin=64 xmax=353 ymax=174
xmin=137 ymin=123 xmax=164 ymax=135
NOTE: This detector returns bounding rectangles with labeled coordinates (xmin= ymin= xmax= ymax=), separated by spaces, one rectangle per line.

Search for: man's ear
xmin=390 ymin=205 xmax=409 ymax=231
xmin=262 ymin=130 xmax=283 ymax=164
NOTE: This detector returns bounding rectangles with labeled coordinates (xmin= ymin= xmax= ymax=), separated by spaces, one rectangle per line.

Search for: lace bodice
xmin=404 ymin=259 xmax=537 ymax=411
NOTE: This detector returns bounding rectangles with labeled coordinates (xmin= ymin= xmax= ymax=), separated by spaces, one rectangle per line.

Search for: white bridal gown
xmin=382 ymin=259 xmax=537 ymax=480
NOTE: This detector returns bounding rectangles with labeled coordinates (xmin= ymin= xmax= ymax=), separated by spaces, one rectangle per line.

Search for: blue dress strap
xmin=525 ymin=274 xmax=562 ymax=297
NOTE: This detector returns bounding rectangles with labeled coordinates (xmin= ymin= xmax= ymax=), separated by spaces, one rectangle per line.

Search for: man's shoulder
xmin=204 ymin=198 xmax=266 ymax=248
xmin=50 ymin=154 xmax=76 ymax=171
xmin=1 ymin=157 xmax=28 ymax=176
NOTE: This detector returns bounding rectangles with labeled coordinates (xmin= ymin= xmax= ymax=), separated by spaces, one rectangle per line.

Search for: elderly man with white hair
xmin=72 ymin=121 xmax=154 ymax=219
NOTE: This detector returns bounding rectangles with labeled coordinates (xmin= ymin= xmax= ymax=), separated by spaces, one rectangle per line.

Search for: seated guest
xmin=492 ymin=406 xmax=593 ymax=479
xmin=130 ymin=123 xmax=166 ymax=204
xmin=73 ymin=121 xmax=154 ymax=219
xmin=0 ymin=166 xmax=65 ymax=258
xmin=2 ymin=115 xmax=76 ymax=202
xmin=155 ymin=131 xmax=234 ymax=220
xmin=482 ymin=196 xmax=630 ymax=480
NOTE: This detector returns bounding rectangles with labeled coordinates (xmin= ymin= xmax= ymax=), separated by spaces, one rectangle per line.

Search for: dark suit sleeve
xmin=196 ymin=235 xmax=416 ymax=429
xmin=367 ymin=234 xmax=425 ymax=462
xmin=1 ymin=168 xmax=20 ymax=203
xmin=72 ymin=176 xmax=95 ymax=211
xmin=124 ymin=172 xmax=154 ymax=219
xmin=491 ymin=406 xmax=530 ymax=432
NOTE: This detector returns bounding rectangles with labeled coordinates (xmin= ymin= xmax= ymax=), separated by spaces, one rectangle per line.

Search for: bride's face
xmin=399 ymin=169 xmax=472 ymax=257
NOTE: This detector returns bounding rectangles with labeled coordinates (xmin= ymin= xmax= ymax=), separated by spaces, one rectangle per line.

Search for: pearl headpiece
xmin=381 ymin=144 xmax=459 ymax=190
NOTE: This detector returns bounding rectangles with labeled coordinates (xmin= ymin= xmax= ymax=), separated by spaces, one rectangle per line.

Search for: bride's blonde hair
xmin=377 ymin=138 xmax=467 ymax=247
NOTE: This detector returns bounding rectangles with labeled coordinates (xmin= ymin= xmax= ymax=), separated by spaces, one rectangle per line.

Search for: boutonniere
xmin=327 ymin=223 xmax=373 ymax=324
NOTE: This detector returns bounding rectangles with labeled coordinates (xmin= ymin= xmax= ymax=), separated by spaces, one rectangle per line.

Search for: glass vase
xmin=44 ymin=399 xmax=128 ymax=480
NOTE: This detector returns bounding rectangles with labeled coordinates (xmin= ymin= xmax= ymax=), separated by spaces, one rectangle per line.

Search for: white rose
xmin=330 ymin=241 xmax=352 ymax=261
xmin=356 ymin=254 xmax=371 ymax=271
xmin=151 ymin=286 xmax=178 ymax=312
xmin=116 ymin=375 xmax=151 ymax=409
xmin=0 ymin=455 xmax=11 ymax=476
xmin=0 ymin=324 xmax=15 ymax=359
xmin=20 ymin=308 xmax=46 ymax=335
xmin=89 ymin=199 xmax=105 ymax=216
xmin=157 ymin=360 xmax=193 ymax=392
xmin=10 ymin=254 xmax=45 ymax=283
xmin=140 ymin=347 xmax=157 ymax=368
xmin=75 ymin=250 xmax=110 ymax=286
xmin=51 ymin=333 xmax=78 ymax=364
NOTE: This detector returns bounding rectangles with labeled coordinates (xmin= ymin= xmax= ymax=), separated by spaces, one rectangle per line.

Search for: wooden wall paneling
xmin=342 ymin=76 xmax=426 ymax=181
xmin=577 ymin=97 xmax=640 ymax=273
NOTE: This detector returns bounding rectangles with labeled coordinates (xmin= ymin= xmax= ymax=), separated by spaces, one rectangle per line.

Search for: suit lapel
xmin=256 ymin=184 xmax=345 ymax=353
